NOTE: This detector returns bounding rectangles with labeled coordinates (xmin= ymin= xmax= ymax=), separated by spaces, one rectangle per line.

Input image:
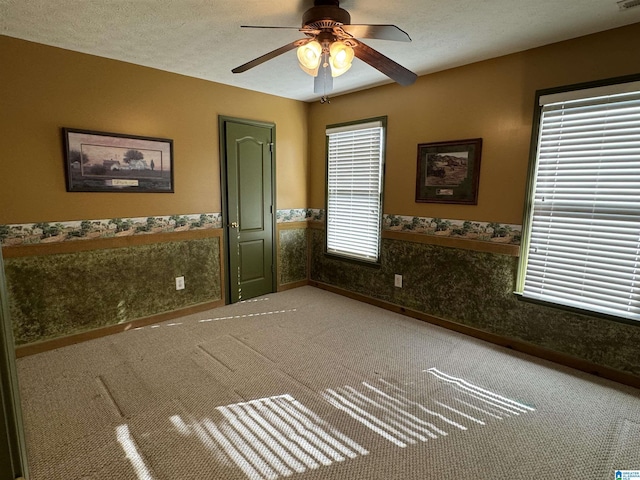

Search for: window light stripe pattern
xmin=523 ymin=82 xmax=640 ymax=321
xmin=326 ymin=121 xmax=384 ymax=261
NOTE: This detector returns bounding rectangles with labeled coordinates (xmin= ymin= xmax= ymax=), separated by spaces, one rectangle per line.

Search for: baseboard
xmin=277 ymin=279 xmax=309 ymax=292
xmin=15 ymin=299 xmax=225 ymax=358
xmin=309 ymin=280 xmax=640 ymax=390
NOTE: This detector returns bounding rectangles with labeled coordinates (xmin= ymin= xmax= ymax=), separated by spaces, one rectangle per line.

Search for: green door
xmin=221 ymin=118 xmax=275 ymax=303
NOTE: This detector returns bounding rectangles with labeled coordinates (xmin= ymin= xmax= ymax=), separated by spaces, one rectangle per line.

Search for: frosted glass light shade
xmin=297 ymin=41 xmax=322 ymax=76
xmin=329 ymin=41 xmax=354 ymax=77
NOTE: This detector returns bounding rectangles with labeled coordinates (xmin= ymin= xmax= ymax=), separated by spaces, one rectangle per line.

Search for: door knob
xmin=228 ymin=222 xmax=239 ymax=228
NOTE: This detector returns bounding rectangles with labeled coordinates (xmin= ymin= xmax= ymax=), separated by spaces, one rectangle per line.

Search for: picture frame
xmin=62 ymin=128 xmax=174 ymax=193
xmin=415 ymin=138 xmax=482 ymax=204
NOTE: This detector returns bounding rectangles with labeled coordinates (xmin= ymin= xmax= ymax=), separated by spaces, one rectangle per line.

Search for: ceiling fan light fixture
xmin=297 ymin=40 xmax=322 ymax=76
xmin=329 ymin=40 xmax=354 ymax=77
xmin=233 ymin=0 xmax=418 ymax=94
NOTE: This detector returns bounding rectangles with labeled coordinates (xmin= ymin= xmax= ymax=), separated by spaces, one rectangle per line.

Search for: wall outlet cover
xmin=175 ymin=276 xmax=185 ymax=290
xmin=394 ymin=274 xmax=403 ymax=288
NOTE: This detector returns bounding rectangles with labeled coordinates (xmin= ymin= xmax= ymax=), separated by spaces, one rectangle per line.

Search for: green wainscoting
xmin=6 ymin=217 xmax=639 ymax=381
xmin=310 ymin=228 xmax=640 ymax=378
xmin=278 ymin=226 xmax=308 ymax=286
xmin=4 ymin=235 xmax=221 ymax=345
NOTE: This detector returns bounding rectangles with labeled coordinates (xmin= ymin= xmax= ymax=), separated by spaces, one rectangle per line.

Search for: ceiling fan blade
xmin=352 ymin=40 xmax=417 ymax=86
xmin=232 ymin=40 xmax=304 ymax=73
xmin=341 ymin=24 xmax=412 ymax=42
xmin=241 ymin=25 xmax=321 ymax=36
xmin=240 ymin=25 xmax=300 ymax=29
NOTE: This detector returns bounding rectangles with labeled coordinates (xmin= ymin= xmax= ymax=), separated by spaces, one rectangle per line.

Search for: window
xmin=517 ymin=77 xmax=640 ymax=323
xmin=325 ymin=117 xmax=386 ymax=263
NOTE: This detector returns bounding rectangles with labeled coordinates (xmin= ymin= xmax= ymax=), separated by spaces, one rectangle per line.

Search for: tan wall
xmin=3 ymin=23 xmax=640 ymax=226
xmin=0 ymin=36 xmax=308 ymax=224
xmin=308 ymin=23 xmax=640 ymax=225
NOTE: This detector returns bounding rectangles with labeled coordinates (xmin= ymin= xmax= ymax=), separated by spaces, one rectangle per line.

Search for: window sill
xmin=324 ymin=251 xmax=382 ymax=269
xmin=513 ymin=292 xmax=639 ymax=327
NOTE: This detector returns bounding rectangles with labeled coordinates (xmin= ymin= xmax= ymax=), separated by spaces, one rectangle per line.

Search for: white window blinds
xmin=521 ymin=81 xmax=640 ymax=321
xmin=326 ymin=120 xmax=384 ymax=262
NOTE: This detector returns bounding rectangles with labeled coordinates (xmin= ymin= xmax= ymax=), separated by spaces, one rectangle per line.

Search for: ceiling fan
xmin=231 ymin=0 xmax=417 ymax=98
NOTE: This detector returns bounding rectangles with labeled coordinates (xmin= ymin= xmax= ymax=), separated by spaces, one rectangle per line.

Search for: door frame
xmin=0 ymin=249 xmax=29 ymax=479
xmin=218 ymin=116 xmax=277 ymax=304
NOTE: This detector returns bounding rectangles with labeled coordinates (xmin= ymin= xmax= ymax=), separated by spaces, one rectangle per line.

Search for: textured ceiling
xmin=2 ymin=0 xmax=640 ymax=102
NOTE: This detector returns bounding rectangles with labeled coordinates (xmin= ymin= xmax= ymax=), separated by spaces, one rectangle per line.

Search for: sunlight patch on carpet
xmin=116 ymin=424 xmax=155 ymax=480
xmin=321 ymin=368 xmax=536 ymax=449
xmin=169 ymin=394 xmax=368 ymax=480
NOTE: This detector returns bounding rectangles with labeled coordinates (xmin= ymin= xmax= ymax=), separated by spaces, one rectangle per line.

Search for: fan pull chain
xmin=320 ymin=51 xmax=331 ymax=104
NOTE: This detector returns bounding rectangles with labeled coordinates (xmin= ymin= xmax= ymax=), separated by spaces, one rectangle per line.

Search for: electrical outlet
xmin=394 ymin=274 xmax=403 ymax=288
xmin=175 ymin=276 xmax=185 ymax=290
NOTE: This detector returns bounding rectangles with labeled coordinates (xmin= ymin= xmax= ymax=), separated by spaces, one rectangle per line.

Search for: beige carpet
xmin=16 ymin=286 xmax=640 ymax=479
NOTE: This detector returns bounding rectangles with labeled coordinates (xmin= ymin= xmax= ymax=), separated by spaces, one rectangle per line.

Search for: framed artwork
xmin=415 ymin=138 xmax=482 ymax=204
xmin=62 ymin=128 xmax=174 ymax=193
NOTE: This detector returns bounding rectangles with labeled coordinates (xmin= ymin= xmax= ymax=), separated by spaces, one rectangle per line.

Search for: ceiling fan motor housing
xmin=303 ymin=1 xmax=351 ymax=28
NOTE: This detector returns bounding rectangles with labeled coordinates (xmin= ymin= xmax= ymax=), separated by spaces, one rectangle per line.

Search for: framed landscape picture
xmin=63 ymin=128 xmax=174 ymax=193
xmin=415 ymin=138 xmax=482 ymax=204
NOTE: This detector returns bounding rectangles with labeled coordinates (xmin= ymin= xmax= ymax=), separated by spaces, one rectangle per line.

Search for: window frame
xmin=516 ymin=73 xmax=640 ymax=326
xmin=324 ymin=116 xmax=387 ymax=266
